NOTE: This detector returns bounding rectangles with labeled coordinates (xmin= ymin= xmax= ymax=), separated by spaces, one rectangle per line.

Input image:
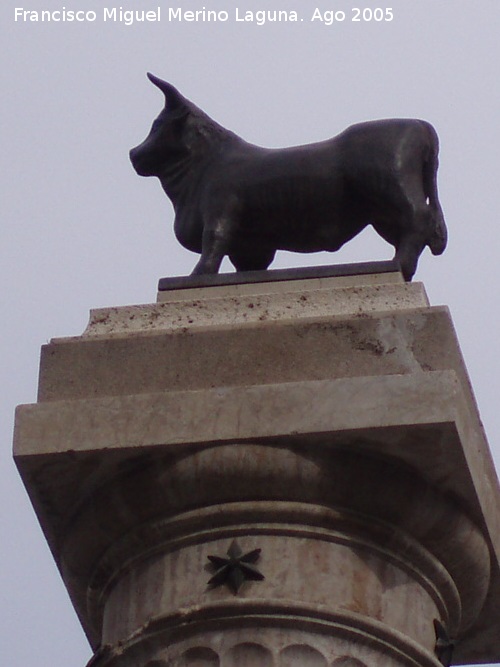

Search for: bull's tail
xmin=422 ymin=123 xmax=447 ymax=255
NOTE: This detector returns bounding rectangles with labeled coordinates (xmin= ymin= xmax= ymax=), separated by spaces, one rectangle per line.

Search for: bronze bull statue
xmin=130 ymin=74 xmax=447 ymax=281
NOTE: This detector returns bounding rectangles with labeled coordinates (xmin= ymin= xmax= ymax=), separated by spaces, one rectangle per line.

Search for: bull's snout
xmin=129 ymin=145 xmax=148 ymax=176
xmin=130 ymin=138 xmax=163 ymax=177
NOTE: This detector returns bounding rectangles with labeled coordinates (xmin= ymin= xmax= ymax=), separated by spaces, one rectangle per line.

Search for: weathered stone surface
xmin=39 ymin=307 xmax=464 ymax=405
xmin=88 ymin=268 xmax=422 ymax=335
xmin=14 ymin=267 xmax=500 ymax=666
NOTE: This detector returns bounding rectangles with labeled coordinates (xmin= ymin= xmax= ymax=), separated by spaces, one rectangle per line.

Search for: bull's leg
xmin=375 ymin=181 xmax=430 ymax=281
xmin=394 ymin=233 xmax=426 ymax=282
xmin=191 ymin=210 xmax=236 ymax=275
xmin=392 ymin=205 xmax=430 ymax=281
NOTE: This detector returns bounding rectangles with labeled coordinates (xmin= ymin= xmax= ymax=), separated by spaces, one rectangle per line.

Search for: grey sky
xmin=1 ymin=1 xmax=500 ymax=665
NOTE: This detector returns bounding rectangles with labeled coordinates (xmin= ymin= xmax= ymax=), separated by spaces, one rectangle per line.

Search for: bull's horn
xmin=146 ymin=72 xmax=185 ymax=111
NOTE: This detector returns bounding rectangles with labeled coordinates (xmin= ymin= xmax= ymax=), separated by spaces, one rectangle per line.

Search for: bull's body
xmin=130 ymin=75 xmax=447 ymax=280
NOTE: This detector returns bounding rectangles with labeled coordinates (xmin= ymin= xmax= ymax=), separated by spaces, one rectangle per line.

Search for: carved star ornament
xmin=207 ymin=540 xmax=264 ymax=594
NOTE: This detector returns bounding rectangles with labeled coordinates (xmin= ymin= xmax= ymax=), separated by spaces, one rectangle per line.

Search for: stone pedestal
xmin=14 ymin=264 xmax=500 ymax=667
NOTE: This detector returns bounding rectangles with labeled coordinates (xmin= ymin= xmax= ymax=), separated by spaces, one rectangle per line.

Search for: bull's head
xmin=129 ymin=74 xmax=191 ymax=177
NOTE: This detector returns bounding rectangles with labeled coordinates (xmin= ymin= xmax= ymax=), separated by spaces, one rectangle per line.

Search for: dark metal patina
xmin=130 ymin=74 xmax=447 ymax=281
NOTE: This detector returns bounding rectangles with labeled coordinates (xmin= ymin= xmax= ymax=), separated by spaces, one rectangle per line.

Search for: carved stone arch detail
xmin=279 ymin=644 xmax=328 ymax=666
xmin=332 ymin=658 xmax=368 ymax=667
xmin=224 ymin=642 xmax=273 ymax=667
xmin=176 ymin=646 xmax=220 ymax=666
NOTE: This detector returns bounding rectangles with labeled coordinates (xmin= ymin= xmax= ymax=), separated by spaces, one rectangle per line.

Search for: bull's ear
xmin=147 ymin=73 xmax=186 ymax=114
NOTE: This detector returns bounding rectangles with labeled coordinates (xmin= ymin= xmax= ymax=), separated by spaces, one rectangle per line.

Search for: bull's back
xmin=225 ymin=118 xmax=433 ymax=196
xmin=219 ymin=119 xmax=433 ymax=234
xmin=335 ymin=118 xmax=435 ymax=178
